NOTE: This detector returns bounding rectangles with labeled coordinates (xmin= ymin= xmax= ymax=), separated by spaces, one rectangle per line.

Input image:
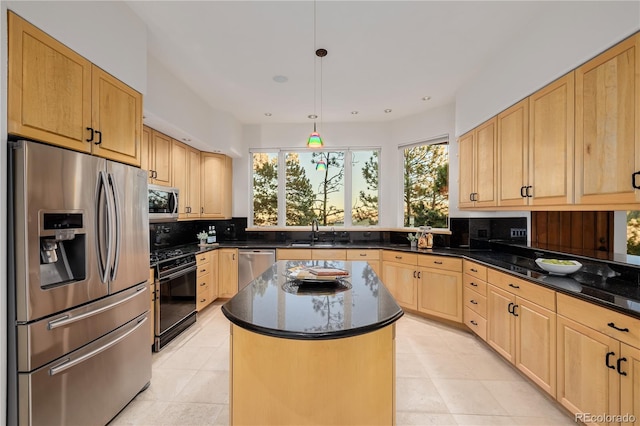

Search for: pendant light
xmin=316 ymin=157 xmax=327 ymax=171
xmin=307 ymin=1 xmax=326 ymax=148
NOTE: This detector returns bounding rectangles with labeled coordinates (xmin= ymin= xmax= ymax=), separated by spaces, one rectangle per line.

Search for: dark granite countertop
xmin=156 ymin=241 xmax=640 ymax=319
xmin=221 ymin=260 xmax=404 ymax=340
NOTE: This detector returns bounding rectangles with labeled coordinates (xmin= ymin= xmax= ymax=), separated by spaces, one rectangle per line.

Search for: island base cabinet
xmin=230 ymin=324 xmax=396 ymax=425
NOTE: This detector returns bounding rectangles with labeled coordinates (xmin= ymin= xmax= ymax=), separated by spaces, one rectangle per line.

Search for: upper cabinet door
xmin=575 ymin=33 xmax=640 ymax=206
xmin=91 ymin=66 xmax=142 ymax=166
xmin=474 ymin=117 xmax=497 ymax=208
xmin=458 ymin=131 xmax=475 ymax=208
xmin=528 ymin=72 xmax=575 ymax=206
xmin=497 ymin=99 xmax=530 ymax=207
xmin=8 ymin=11 xmax=92 ymax=153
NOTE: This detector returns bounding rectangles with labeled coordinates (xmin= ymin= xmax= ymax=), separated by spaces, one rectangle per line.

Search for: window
xmin=251 ymin=149 xmax=379 ymax=227
xmin=401 ymin=140 xmax=448 ymax=228
xmin=627 ymin=211 xmax=640 ymax=256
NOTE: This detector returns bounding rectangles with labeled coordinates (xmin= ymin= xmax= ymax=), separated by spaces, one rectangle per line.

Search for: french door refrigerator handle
xmin=96 ymin=171 xmax=112 ymax=284
xmin=49 ymin=316 xmax=147 ymax=376
xmin=107 ymin=173 xmax=121 ymax=281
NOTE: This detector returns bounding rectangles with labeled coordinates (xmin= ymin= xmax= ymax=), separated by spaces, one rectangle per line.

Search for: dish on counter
xmin=535 ymin=258 xmax=582 ymax=275
xmin=285 ymin=266 xmax=350 ymax=282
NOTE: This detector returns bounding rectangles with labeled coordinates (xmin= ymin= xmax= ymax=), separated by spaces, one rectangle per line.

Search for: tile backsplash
xmin=149 ymin=217 xmax=247 ymax=251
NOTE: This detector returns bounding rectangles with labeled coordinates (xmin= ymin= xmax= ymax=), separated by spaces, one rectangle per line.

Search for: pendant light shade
xmin=307 ymin=123 xmax=323 ymax=148
xmin=316 ymin=158 xmax=327 ymax=171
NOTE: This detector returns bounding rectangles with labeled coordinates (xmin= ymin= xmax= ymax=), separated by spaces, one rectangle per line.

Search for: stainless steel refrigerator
xmin=7 ymin=140 xmax=152 ymax=426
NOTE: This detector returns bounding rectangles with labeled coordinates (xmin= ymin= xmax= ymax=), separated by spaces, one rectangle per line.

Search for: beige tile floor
xmin=110 ymin=301 xmax=576 ymax=426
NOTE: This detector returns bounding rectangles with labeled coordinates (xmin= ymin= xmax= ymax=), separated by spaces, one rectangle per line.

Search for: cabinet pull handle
xmin=359 ymin=253 xmax=367 ymax=257
xmin=606 ymin=352 xmax=616 ymax=369
xmin=200 ymin=282 xmax=206 ymax=286
xmin=470 ymin=300 xmax=478 ymax=305
xmin=201 ymin=207 xmax=204 ymax=214
xmin=434 ymin=261 xmax=443 ymax=265
xmin=508 ymin=283 xmax=520 ymax=289
xmin=200 ymin=298 xmax=206 ymax=303
xmin=512 ymin=304 xmax=518 ymax=317
xmin=200 ymin=269 xmax=206 ymax=273
xmin=94 ymin=130 xmax=102 ymax=145
xmin=395 ymin=256 xmax=402 ymax=259
xmin=470 ymin=320 xmax=478 ymax=326
xmin=526 ymin=186 xmax=533 ymax=197
xmin=469 ymin=193 xmax=474 ymax=202
xmin=470 ymin=282 xmax=478 ymax=287
xmin=86 ymin=127 xmax=94 ymax=142
xmin=470 ymin=268 xmax=478 ymax=272
xmin=632 ymin=171 xmax=640 ymax=189
xmin=520 ymin=186 xmax=526 ymax=197
xmin=507 ymin=302 xmax=514 ymax=314
xmin=617 ymin=357 xmax=628 ymax=376
xmin=413 ymin=271 xmax=417 ymax=278
xmin=417 ymin=271 xmax=421 ymax=279
xmin=608 ymin=322 xmax=630 ymax=332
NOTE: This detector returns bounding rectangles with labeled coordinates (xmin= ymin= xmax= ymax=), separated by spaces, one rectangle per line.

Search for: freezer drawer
xmin=18 ymin=312 xmax=151 ymax=426
xmin=17 ymin=284 xmax=149 ymax=372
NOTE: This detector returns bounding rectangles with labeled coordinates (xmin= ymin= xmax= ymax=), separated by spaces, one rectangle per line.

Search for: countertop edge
xmin=221 ymin=305 xmax=404 ymax=340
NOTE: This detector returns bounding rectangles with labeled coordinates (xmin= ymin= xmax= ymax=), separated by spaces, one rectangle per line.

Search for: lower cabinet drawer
xmin=464 ymin=306 xmax=486 ymax=341
xmin=463 ymin=286 xmax=487 ymax=317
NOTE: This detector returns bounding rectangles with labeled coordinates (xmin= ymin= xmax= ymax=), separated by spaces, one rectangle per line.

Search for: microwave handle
xmin=172 ymin=191 xmax=179 ymax=215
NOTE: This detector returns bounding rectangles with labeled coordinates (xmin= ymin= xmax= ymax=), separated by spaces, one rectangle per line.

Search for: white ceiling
xmin=125 ymin=1 xmax=553 ymax=125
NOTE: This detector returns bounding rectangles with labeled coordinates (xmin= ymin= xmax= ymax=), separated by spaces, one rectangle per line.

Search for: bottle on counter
xmin=207 ymin=226 xmax=215 ymax=244
xmin=211 ymin=226 xmax=217 ymax=243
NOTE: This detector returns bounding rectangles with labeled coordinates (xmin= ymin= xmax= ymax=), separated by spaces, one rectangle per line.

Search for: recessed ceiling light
xmin=351 ymin=111 xmax=359 ymax=115
xmin=273 ymin=75 xmax=288 ymax=83
xmin=182 ymin=138 xmax=191 ymax=142
xmin=384 ymin=109 xmax=392 ymax=113
xmin=308 ymin=114 xmax=318 ymax=119
xmin=422 ymin=96 xmax=431 ymax=101
xmin=264 ymin=112 xmax=272 ymax=117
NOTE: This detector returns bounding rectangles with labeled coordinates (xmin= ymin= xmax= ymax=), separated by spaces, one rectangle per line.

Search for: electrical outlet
xmin=510 ymin=228 xmax=527 ymax=238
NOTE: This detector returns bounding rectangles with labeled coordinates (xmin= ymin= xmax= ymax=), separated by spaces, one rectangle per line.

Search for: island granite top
xmin=221 ymin=260 xmax=404 ymax=340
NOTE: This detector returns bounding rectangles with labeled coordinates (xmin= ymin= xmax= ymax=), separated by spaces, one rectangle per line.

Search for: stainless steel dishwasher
xmin=238 ymin=249 xmax=276 ymax=290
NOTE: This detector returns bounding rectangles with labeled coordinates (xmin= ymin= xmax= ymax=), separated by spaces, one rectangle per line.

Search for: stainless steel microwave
xmin=148 ymin=184 xmax=179 ymax=222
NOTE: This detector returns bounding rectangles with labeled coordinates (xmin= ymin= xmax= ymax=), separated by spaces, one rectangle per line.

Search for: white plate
xmin=284 ymin=269 xmax=350 ymax=282
xmin=535 ymin=258 xmax=582 ymax=275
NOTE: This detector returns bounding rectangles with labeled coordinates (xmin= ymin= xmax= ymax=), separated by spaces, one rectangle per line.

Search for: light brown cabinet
xmin=458 ymin=118 xmax=498 ymax=208
xmin=528 ymin=72 xmax=575 ymax=207
xmin=556 ymin=293 xmax=640 ymax=424
xmin=201 ymin=153 xmax=233 ymax=218
xmin=8 ymin=12 xmax=142 ymax=166
xmin=575 ymin=32 xmax=640 ymax=207
xmin=196 ymin=250 xmax=216 ymax=311
xmin=463 ymin=261 xmax=488 ymax=340
xmin=141 ymin=127 xmax=172 ymax=186
xmin=416 ymin=255 xmax=462 ymax=322
xmin=381 ymin=251 xmax=419 ymax=310
xmin=487 ymin=270 xmax=557 ymax=396
xmin=497 ymin=99 xmax=530 ymax=206
xmin=219 ymin=248 xmax=238 ymax=298
xmin=346 ymin=249 xmax=381 ymax=277
xmin=172 ymin=140 xmax=201 ymax=218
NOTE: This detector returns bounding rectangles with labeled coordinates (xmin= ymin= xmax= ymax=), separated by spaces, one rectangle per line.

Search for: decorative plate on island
xmin=284 ymin=266 xmax=351 ymax=282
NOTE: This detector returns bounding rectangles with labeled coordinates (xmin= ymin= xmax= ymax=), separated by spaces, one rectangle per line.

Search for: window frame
xmin=397 ymin=134 xmax=450 ymax=229
xmin=249 ymin=147 xmax=381 ymax=227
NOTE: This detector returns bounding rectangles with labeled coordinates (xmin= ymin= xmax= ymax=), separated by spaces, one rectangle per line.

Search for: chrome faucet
xmin=311 ymin=219 xmax=319 ymax=245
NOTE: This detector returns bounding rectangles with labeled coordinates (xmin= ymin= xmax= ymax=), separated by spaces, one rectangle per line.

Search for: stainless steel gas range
xmin=151 ymin=246 xmax=199 ymax=351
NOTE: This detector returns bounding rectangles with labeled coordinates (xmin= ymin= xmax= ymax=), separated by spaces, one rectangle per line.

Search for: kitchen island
xmin=222 ymin=260 xmax=403 ymax=425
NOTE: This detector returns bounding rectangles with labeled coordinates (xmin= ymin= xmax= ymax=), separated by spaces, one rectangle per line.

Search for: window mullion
xmin=278 ymin=151 xmax=287 ymax=227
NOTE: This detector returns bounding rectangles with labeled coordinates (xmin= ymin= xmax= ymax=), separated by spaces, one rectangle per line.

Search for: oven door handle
xmin=47 ymin=285 xmax=147 ymax=330
xmin=159 ymin=265 xmax=197 ymax=282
